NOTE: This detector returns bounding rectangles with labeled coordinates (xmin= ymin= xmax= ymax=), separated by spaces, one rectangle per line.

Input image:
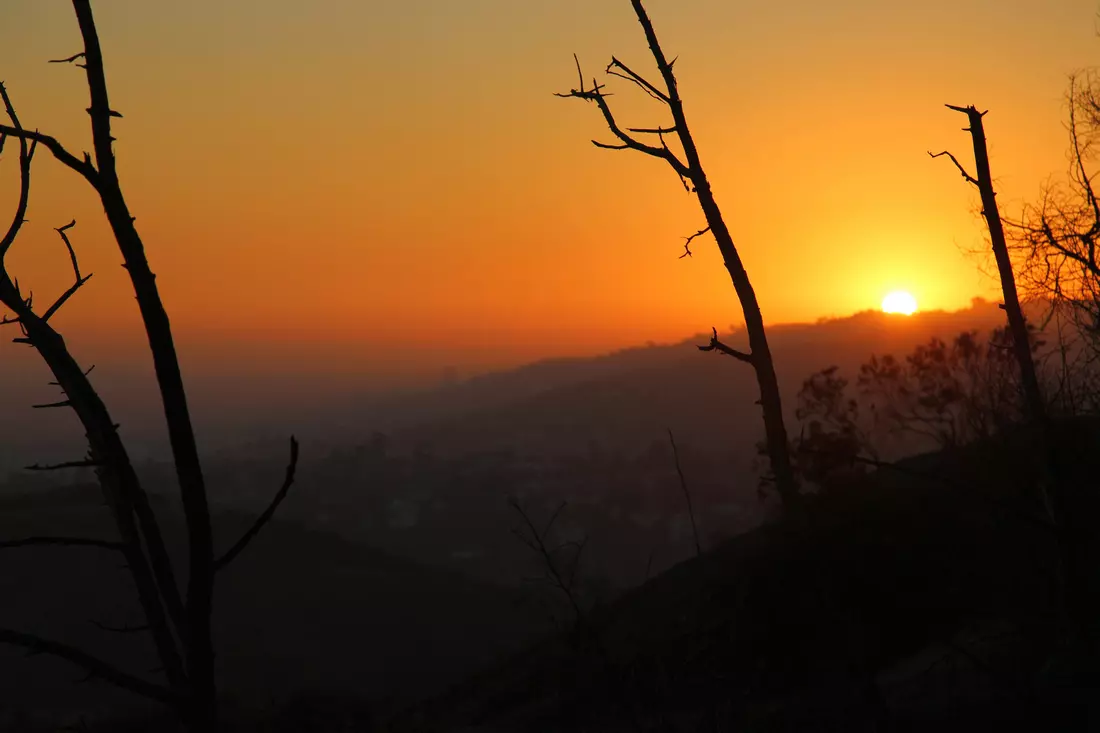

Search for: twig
xmin=667 ymin=429 xmax=701 ymax=556
xmin=48 ymin=52 xmax=86 ymax=66
xmin=32 ymin=399 xmax=72 ymax=409
xmin=0 ymin=536 xmax=123 ymax=552
xmin=680 ymin=225 xmax=710 ymax=258
xmin=606 ymin=56 xmax=669 ymax=103
xmin=40 ymin=220 xmax=93 ymax=321
xmin=929 ymin=150 xmax=979 ymax=187
xmin=0 ymin=82 xmax=37 ymax=259
xmin=25 ymin=458 xmax=99 ymax=471
xmin=91 ymin=620 xmax=150 ymax=634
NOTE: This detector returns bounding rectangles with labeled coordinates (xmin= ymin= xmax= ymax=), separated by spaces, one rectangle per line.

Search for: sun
xmin=881 ymin=290 xmax=918 ymax=315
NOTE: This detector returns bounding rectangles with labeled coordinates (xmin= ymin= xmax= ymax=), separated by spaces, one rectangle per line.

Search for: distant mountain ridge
xmin=380 ymin=300 xmax=1016 ymax=460
xmin=0 ymin=299 xmax=1025 ymax=482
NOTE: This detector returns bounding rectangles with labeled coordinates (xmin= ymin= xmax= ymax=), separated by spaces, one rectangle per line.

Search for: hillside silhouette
xmin=0 ymin=485 xmax=550 ymax=729
xmin=401 ymin=417 xmax=1100 ymax=732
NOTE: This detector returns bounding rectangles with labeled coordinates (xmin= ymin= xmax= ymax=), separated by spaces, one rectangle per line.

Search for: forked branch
xmin=698 ymin=326 xmax=753 ymax=364
xmin=555 ymin=54 xmax=691 ymax=182
xmin=509 ymin=498 xmax=585 ymax=624
xmin=41 ymin=220 xmax=93 ymax=322
xmin=0 ymin=81 xmax=96 ymax=187
xmin=680 ymin=225 xmax=710 ymax=258
xmin=606 ymin=56 xmax=669 ymax=103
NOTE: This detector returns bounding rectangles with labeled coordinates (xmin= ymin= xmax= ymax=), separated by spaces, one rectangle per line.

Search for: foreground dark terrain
xmin=0 ymin=490 xmax=549 ymax=730
xmin=397 ymin=418 xmax=1100 ymax=731
xmin=3 ymin=418 xmax=1097 ymax=730
xmin=3 ymin=304 xmax=1099 ymax=730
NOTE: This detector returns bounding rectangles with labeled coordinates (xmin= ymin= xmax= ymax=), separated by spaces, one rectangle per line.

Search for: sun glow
xmin=881 ymin=290 xmax=918 ymax=315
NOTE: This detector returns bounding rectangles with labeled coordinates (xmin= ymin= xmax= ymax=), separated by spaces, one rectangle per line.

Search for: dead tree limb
xmin=680 ymin=225 xmax=709 ymax=258
xmin=65 ymin=7 xmax=220 ymax=717
xmin=698 ymin=326 xmax=753 ymax=364
xmin=0 ymin=629 xmax=178 ymax=706
xmin=558 ymin=1 xmax=799 ymax=509
xmin=25 ymin=458 xmax=99 ymax=471
xmin=928 ymin=150 xmax=979 ymax=186
xmin=214 ymin=437 xmax=300 ymax=572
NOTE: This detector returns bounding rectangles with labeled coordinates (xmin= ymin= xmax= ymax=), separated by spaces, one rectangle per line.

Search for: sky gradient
xmin=1 ymin=0 xmax=1098 ymax=382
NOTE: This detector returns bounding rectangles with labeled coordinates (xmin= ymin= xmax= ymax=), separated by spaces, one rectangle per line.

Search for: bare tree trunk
xmin=945 ymin=106 xmax=1045 ymax=422
xmin=0 ymin=91 xmax=185 ymax=712
xmin=560 ymin=1 xmax=799 ymax=510
xmin=627 ymin=1 xmax=798 ymax=509
xmin=935 ymin=104 xmax=1097 ymax=661
xmin=69 ymin=2 xmax=217 ymax=724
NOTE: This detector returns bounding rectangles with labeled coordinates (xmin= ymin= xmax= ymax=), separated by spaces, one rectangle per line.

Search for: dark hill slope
xmin=0 ymin=487 xmax=549 ymax=727
xmin=404 ymin=418 xmax=1100 ymax=732
xmin=387 ymin=304 xmax=1013 ymax=462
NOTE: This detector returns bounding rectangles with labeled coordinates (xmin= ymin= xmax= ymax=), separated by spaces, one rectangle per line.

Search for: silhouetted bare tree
xmin=930 ymin=106 xmax=1046 ymax=432
xmin=0 ymin=3 xmax=299 ymax=730
xmin=932 ymin=104 xmax=1100 ymax=665
xmin=556 ymin=0 xmax=799 ymax=510
xmin=509 ymin=498 xmax=587 ymax=630
xmin=1012 ymin=73 xmax=1100 ymax=345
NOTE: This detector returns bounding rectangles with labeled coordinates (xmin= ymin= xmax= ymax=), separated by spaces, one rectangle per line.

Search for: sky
xmin=0 ymin=0 xmax=1098 ymax=384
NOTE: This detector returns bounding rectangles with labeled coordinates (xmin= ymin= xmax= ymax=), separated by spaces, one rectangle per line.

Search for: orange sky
xmin=1 ymin=0 xmax=1098 ymax=378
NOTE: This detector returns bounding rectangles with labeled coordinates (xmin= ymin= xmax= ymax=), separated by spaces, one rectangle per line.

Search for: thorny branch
xmin=0 ymin=45 xmax=190 ymax=693
xmin=0 ymin=79 xmax=96 ymax=187
xmin=680 ymin=225 xmax=710 ymax=258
